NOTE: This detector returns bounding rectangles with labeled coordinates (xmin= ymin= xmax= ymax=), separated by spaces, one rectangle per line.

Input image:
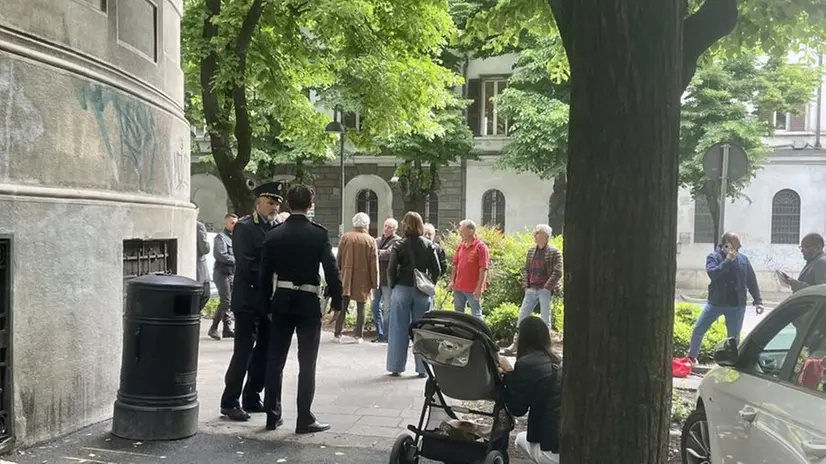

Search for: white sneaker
xmin=355 ymin=337 xmax=363 ymax=344
xmin=334 ymin=336 xmax=343 ymax=343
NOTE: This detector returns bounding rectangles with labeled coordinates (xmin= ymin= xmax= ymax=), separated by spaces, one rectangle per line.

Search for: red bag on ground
xmin=672 ymin=357 xmax=692 ymax=378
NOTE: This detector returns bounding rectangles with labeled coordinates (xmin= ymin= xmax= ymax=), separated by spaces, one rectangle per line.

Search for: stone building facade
xmin=193 ymin=51 xmax=826 ymax=293
xmin=1 ymin=0 xmax=194 ymax=448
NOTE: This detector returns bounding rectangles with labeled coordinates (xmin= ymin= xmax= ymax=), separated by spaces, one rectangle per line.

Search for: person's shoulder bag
xmin=406 ymin=238 xmax=436 ymax=296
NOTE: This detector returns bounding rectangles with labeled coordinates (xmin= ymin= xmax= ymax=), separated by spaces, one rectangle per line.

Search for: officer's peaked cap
xmin=253 ymin=181 xmax=286 ymax=202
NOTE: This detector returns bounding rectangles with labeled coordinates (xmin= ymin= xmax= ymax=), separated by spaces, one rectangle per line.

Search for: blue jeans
xmin=519 ymin=288 xmax=553 ymax=328
xmin=454 ymin=291 xmax=483 ymax=319
xmin=688 ymin=304 xmax=746 ymax=358
xmin=386 ymin=285 xmax=430 ymax=374
xmin=371 ymin=286 xmax=391 ymax=340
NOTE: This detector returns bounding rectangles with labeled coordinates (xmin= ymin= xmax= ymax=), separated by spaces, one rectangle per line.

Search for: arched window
xmin=424 ymin=193 xmax=439 ymax=227
xmin=482 ymin=189 xmax=506 ymax=231
xmin=771 ymin=189 xmax=801 ymax=244
xmin=693 ymin=197 xmax=715 ymax=243
xmin=356 ymin=189 xmax=379 ymax=237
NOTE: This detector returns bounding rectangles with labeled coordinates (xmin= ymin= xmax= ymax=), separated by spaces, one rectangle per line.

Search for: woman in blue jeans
xmin=386 ymin=212 xmax=442 ymax=377
xmin=689 ymin=232 xmax=764 ymax=365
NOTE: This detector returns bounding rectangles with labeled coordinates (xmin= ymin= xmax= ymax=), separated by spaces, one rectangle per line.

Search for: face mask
xmin=802 ymin=250 xmax=817 ymax=261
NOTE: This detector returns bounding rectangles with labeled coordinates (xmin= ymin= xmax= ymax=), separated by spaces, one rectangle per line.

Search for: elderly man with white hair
xmin=503 ymin=224 xmax=563 ymax=356
xmin=334 ymin=212 xmax=379 ymax=343
xmin=371 ymin=218 xmax=401 ymax=342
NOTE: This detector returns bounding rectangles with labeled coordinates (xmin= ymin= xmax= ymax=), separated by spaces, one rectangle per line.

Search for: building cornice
xmin=0 ymin=24 xmax=187 ymax=123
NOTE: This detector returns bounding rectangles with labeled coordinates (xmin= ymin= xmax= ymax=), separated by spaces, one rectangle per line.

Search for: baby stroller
xmin=390 ymin=311 xmax=515 ymax=464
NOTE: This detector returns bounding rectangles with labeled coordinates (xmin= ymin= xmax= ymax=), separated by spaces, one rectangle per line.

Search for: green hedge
xmin=674 ymin=302 xmax=727 ymax=363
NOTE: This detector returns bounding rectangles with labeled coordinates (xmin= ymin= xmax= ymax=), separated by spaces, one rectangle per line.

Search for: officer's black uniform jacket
xmin=231 ymin=211 xmax=274 ymax=315
xmin=258 ymin=214 xmax=343 ymax=317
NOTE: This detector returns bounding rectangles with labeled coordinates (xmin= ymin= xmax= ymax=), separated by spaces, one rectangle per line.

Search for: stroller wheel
xmin=483 ymin=450 xmax=507 ymax=464
xmin=389 ymin=434 xmax=417 ymax=464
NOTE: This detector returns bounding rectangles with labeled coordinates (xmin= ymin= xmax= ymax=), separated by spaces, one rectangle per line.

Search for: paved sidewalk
xmin=198 ymin=321 xmax=435 ymax=450
xmin=5 ymin=322 xmax=533 ymax=463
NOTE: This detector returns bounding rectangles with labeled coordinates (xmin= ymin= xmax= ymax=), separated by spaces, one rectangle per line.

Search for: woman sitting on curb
xmin=499 ymin=316 xmax=562 ymax=464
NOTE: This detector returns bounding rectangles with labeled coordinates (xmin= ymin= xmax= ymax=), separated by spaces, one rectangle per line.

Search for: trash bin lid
xmin=128 ymin=274 xmax=203 ymax=293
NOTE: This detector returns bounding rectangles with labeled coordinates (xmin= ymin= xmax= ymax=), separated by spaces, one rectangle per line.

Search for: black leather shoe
xmin=220 ymin=407 xmax=250 ymax=421
xmin=296 ymin=421 xmax=331 ymax=434
xmin=266 ymin=414 xmax=284 ymax=431
xmin=242 ymin=399 xmax=266 ymax=413
xmin=222 ymin=330 xmax=235 ymax=338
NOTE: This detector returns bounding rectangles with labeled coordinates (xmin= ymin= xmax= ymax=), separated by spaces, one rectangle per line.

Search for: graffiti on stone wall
xmin=0 ymin=58 xmax=45 ymax=180
xmin=77 ymin=83 xmax=159 ymax=191
xmin=739 ymin=232 xmax=802 ymax=277
xmin=172 ymin=138 xmax=189 ymax=194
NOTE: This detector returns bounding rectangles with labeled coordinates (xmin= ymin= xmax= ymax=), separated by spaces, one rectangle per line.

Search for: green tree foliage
xmin=494 ymin=45 xmax=820 ymax=235
xmin=378 ymin=107 xmax=475 ymax=214
xmin=183 ymin=0 xmax=461 ymax=212
xmin=680 ymin=54 xmax=821 ymax=236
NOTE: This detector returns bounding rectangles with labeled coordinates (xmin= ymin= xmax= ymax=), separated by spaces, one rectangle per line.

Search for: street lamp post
xmin=325 ymin=108 xmax=347 ymax=238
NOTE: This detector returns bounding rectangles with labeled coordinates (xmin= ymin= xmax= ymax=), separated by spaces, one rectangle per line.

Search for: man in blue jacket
xmin=689 ymin=232 xmax=764 ymax=365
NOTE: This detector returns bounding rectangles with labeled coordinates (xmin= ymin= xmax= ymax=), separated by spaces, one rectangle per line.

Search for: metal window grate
xmin=0 ymin=239 xmax=12 ymax=449
xmin=482 ymin=189 xmax=506 ymax=231
xmin=424 ymin=193 xmax=439 ymax=227
xmin=123 ymin=239 xmax=178 ymax=282
xmin=693 ymin=198 xmax=716 ymax=243
xmin=771 ymin=189 xmax=801 ymax=244
xmin=356 ymin=189 xmax=379 ymax=237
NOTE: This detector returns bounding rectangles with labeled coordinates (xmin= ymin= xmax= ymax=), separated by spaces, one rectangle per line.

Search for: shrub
xmin=673 ymin=302 xmax=727 ymax=363
xmin=486 ymin=303 xmax=521 ymax=343
xmin=440 ymin=225 xmax=564 ymax=316
xmin=201 ymin=297 xmax=219 ymax=319
xmin=552 ymin=293 xmax=564 ymax=333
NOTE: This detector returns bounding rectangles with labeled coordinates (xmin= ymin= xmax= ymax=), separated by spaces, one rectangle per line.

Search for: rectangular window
xmin=693 ymin=198 xmax=715 ymax=244
xmin=482 ymin=79 xmax=509 ymax=136
xmin=343 ymin=112 xmax=363 ymax=132
xmin=0 ymin=238 xmax=12 ymax=449
xmin=774 ymin=112 xmax=789 ymax=131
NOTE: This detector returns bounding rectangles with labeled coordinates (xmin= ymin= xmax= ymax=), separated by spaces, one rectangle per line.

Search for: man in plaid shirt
xmin=503 ymin=224 xmax=563 ymax=356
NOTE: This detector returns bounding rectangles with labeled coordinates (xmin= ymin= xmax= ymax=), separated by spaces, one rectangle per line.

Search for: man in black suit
xmin=219 ymin=182 xmax=285 ymax=421
xmin=259 ymin=184 xmax=343 ymax=433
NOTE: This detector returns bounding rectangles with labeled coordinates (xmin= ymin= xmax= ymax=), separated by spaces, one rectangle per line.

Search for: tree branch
xmin=681 ymin=0 xmax=739 ymax=91
xmin=547 ymin=0 xmax=573 ymax=56
xmin=200 ymin=0 xmax=234 ymax=173
xmin=231 ymin=0 xmax=265 ymax=171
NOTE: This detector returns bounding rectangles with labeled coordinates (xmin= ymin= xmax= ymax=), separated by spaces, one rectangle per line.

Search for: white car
xmin=681 ymin=284 xmax=826 ymax=464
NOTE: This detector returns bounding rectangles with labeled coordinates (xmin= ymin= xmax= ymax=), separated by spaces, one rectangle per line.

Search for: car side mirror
xmin=713 ymin=337 xmax=739 ymax=367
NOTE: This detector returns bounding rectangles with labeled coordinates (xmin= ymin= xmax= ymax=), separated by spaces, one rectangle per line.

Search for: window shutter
xmin=789 ymin=106 xmax=807 ymax=131
xmin=482 ymin=190 xmax=492 ymax=225
xmin=466 ymin=79 xmax=482 ymax=136
xmin=495 ymin=191 xmax=506 ymax=231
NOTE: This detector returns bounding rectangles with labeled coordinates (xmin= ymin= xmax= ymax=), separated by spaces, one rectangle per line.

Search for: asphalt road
xmin=5 ymin=421 xmax=532 ymax=464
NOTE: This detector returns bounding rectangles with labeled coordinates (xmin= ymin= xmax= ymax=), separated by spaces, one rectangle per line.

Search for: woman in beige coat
xmin=334 ymin=212 xmax=380 ymax=343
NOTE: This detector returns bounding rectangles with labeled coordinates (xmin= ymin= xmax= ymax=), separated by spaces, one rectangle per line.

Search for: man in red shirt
xmin=449 ymin=220 xmax=489 ymax=319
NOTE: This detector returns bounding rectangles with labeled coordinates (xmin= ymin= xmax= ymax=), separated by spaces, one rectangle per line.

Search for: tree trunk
xmin=560 ymin=1 xmax=682 ymax=462
xmin=404 ymin=191 xmax=427 ymax=218
xmin=548 ymin=172 xmax=567 ymax=236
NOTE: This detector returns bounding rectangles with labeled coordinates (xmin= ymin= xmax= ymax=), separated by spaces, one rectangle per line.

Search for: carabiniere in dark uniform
xmin=219 ymin=181 xmax=285 ymax=421
xmin=259 ymin=184 xmax=343 ymax=433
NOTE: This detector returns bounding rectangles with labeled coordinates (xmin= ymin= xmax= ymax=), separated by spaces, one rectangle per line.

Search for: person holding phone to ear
xmin=688 ymin=232 xmax=763 ymax=367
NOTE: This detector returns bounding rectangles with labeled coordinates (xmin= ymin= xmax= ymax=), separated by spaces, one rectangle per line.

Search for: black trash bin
xmin=112 ymin=274 xmax=203 ymax=441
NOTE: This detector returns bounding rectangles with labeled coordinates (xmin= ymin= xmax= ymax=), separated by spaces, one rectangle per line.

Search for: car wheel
xmin=681 ymin=408 xmax=711 ymax=464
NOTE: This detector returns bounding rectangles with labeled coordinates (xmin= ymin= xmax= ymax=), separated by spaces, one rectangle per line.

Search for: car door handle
xmin=738 ymin=407 xmax=757 ymax=422
xmin=802 ymin=440 xmax=826 ymax=459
